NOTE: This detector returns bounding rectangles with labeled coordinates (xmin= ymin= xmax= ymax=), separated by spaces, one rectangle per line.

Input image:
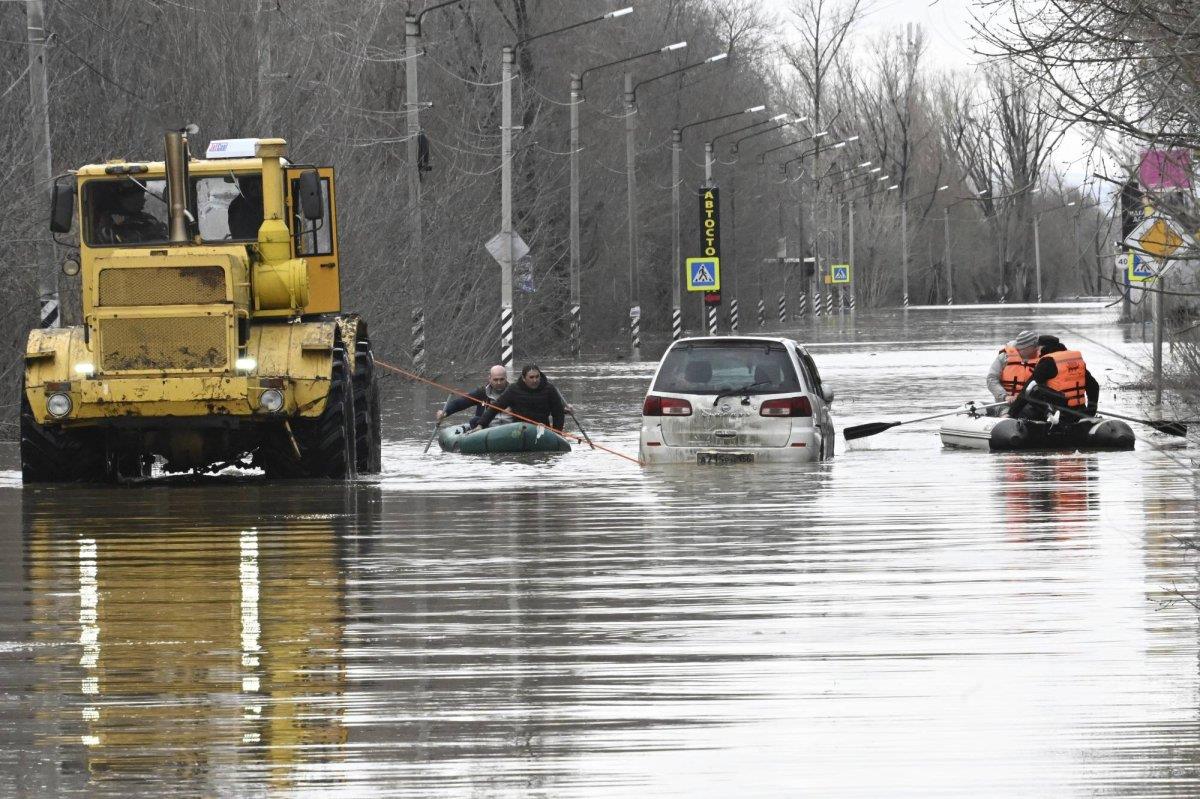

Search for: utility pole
xmin=944 ymin=207 xmax=953 ymax=305
xmin=569 ymin=73 xmax=582 ymax=358
xmin=1153 ymin=275 xmax=1164 ymax=404
xmin=27 ymin=0 xmax=58 ymax=329
xmin=1032 ymin=211 xmax=1043 ymax=304
xmin=703 ymin=141 xmax=716 ymax=335
xmin=404 ymin=14 xmax=427 ymax=373
xmin=500 ymin=45 xmax=515 ymax=370
xmin=729 ymin=177 xmax=738 ymax=332
xmin=671 ymin=129 xmax=682 ymax=340
xmin=624 ymin=72 xmax=641 ymax=360
xmin=900 ymin=194 xmax=910 ymax=308
xmin=848 ymin=200 xmax=856 ymax=312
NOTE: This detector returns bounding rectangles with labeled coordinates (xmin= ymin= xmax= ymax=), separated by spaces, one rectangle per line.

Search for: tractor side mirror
xmin=297 ymin=170 xmax=324 ymax=222
xmin=49 ymin=181 xmax=75 ymax=233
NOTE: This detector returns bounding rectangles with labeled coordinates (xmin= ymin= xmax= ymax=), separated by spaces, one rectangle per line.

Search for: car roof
xmin=672 ymin=335 xmax=797 ymax=347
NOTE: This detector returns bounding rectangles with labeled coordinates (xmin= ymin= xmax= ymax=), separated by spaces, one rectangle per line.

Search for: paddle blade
xmin=842 ymin=421 xmax=900 ymax=441
xmin=1150 ymin=420 xmax=1187 ymax=437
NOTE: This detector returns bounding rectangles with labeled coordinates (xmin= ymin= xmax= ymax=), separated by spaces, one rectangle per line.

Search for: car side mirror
xmin=296 ymin=170 xmax=324 ymax=222
xmin=821 ymin=386 xmax=834 ymax=403
xmin=49 ymin=181 xmax=75 ymax=233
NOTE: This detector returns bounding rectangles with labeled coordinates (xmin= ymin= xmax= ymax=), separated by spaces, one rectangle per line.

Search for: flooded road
xmin=1 ymin=303 xmax=1198 ymax=797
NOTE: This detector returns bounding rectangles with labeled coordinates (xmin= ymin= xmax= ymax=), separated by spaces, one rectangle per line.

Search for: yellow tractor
xmin=21 ymin=130 xmax=381 ymax=480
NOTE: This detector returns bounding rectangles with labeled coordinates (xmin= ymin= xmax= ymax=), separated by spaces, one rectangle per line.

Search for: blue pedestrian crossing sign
xmin=686 ymin=257 xmax=720 ymax=291
xmin=1124 ymin=251 xmax=1155 ymax=283
xmin=830 ymin=263 xmax=852 ymax=284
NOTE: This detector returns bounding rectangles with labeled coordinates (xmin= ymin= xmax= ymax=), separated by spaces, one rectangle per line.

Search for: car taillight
xmin=643 ymin=395 xmax=692 ymax=416
xmin=760 ymin=396 xmax=812 ymax=417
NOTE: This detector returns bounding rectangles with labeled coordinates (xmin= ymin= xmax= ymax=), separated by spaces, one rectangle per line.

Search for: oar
xmin=424 ymin=394 xmax=453 ymax=453
xmin=843 ymin=401 xmax=1007 ymax=441
xmin=568 ymin=410 xmax=595 ymax=450
xmin=1037 ymin=401 xmax=1188 ymax=437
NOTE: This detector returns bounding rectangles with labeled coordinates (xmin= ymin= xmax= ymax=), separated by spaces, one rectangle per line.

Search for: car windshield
xmin=652 ymin=341 xmax=801 ymax=395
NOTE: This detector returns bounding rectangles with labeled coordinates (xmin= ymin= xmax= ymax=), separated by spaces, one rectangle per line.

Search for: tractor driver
xmin=95 ymin=181 xmax=168 ymax=244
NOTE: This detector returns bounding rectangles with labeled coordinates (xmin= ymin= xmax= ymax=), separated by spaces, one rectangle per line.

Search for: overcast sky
xmin=760 ymin=0 xmax=983 ymax=70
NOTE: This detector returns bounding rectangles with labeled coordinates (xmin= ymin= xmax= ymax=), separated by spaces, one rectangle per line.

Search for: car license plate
xmin=697 ymin=452 xmax=754 ymax=465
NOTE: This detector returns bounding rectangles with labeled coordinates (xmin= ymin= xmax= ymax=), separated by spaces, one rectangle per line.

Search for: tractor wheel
xmin=353 ymin=337 xmax=382 ymax=474
xmin=19 ymin=395 xmax=106 ymax=483
xmin=260 ymin=339 xmax=357 ymax=480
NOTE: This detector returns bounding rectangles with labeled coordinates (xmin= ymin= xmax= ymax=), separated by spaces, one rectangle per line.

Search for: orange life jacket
xmin=1043 ymin=350 xmax=1088 ymax=408
xmin=999 ymin=345 xmax=1036 ymax=395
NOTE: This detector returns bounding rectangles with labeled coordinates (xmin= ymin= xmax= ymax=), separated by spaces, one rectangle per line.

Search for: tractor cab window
xmin=290 ymin=175 xmax=332 ymax=256
xmin=85 ymin=179 xmax=169 ymax=246
xmin=196 ymin=174 xmax=262 ymax=242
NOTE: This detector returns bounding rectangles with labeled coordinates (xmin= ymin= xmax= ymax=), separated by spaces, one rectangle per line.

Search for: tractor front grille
xmin=98 ymin=266 xmax=226 ymax=306
xmin=98 ymin=315 xmax=228 ymax=372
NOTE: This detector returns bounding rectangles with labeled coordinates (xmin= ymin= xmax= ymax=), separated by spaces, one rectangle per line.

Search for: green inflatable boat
xmin=437 ymin=422 xmax=572 ymax=455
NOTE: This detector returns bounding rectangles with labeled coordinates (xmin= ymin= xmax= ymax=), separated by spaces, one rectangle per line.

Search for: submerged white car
xmin=639 ymin=336 xmax=836 ymax=464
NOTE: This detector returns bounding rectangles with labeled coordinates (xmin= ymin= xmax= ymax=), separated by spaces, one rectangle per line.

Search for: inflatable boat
xmin=939 ymin=414 xmax=1135 ymax=451
xmin=437 ymin=422 xmax=572 ymax=455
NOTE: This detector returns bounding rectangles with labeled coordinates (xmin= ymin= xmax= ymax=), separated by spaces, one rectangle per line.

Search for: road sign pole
xmin=624 ymin=72 xmax=641 ymax=361
xmin=671 ymin=129 xmax=682 ymax=340
xmin=569 ymin=73 xmax=582 ymax=358
xmin=1033 ymin=211 xmax=1043 ymax=303
xmin=1153 ymin=274 xmax=1164 ymax=404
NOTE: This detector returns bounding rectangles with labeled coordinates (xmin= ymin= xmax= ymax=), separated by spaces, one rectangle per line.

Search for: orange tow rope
xmin=374 ymin=358 xmax=644 ymax=466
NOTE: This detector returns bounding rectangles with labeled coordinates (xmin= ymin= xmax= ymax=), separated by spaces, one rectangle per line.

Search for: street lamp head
xmin=605 ymin=6 xmax=633 ymax=19
xmin=937 ymin=185 xmax=949 ymax=191
xmin=812 ymin=131 xmax=828 ymax=138
xmin=869 ymin=166 xmax=882 ymax=173
xmin=887 ymin=184 xmax=899 ymax=190
xmin=844 ymin=135 xmax=860 ymax=143
xmin=833 ymin=141 xmax=847 ymax=149
xmin=1066 ymin=201 xmax=1076 ymax=206
xmin=745 ymin=105 xmax=766 ymax=113
xmin=879 ymin=175 xmax=889 ymax=181
xmin=790 ymin=116 xmax=809 ymax=124
xmin=662 ymin=40 xmax=687 ymax=51
xmin=706 ymin=52 xmax=729 ymax=63
xmin=770 ymin=113 xmax=789 ymax=121
xmin=858 ymin=161 xmax=872 ymax=168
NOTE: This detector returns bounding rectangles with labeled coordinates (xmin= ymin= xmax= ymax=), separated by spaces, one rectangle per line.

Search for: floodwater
xmin=1 ymin=303 xmax=1198 ymax=797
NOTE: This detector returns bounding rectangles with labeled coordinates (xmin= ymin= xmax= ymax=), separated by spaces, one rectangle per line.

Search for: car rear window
xmin=652 ymin=341 xmax=801 ymax=395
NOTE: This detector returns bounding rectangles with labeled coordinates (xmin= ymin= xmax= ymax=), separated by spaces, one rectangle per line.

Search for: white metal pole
xmin=671 ymin=129 xmax=682 ymax=340
xmin=624 ymin=73 xmax=641 ymax=360
xmin=27 ymin=0 xmax=57 ymax=329
xmin=500 ymin=46 xmax=515 ymax=370
xmin=569 ymin=73 xmax=582 ymax=358
xmin=901 ymin=198 xmax=910 ymax=308
xmin=1032 ymin=212 xmax=1043 ymax=304
xmin=944 ymin=207 xmax=953 ymax=305
xmin=405 ymin=15 xmax=426 ymax=373
xmin=848 ymin=200 xmax=856 ymax=312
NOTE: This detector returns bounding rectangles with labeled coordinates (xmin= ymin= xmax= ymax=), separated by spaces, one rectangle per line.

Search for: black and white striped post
xmin=630 ymin=307 xmax=641 ymax=358
xmin=500 ymin=305 xmax=514 ymax=371
xmin=798 ymin=290 xmax=807 ymax=319
xmin=849 ymin=292 xmax=856 ymax=312
xmin=570 ymin=303 xmax=581 ymax=357
xmin=410 ymin=308 xmax=426 ymax=374
xmin=756 ymin=298 xmax=765 ymax=329
xmin=825 ymin=290 xmax=834 ymax=316
xmin=777 ymin=294 xmax=786 ymax=325
xmin=729 ymin=298 xmax=739 ymax=332
xmin=706 ymin=304 xmax=718 ymax=335
xmin=671 ymin=308 xmax=682 ymax=341
xmin=39 ymin=295 xmax=59 ymax=330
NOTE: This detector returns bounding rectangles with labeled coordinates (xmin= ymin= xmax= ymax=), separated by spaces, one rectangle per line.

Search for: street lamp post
xmin=623 ymin=72 xmax=641 ymax=359
xmin=403 ymin=0 xmax=464 ymax=373
xmin=944 ymin=207 xmax=953 ymax=305
xmin=500 ymin=7 xmax=631 ymax=370
xmin=571 ymin=41 xmax=685 ymax=360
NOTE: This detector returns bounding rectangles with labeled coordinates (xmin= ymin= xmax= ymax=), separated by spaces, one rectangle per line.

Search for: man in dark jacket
xmin=477 ymin=364 xmax=566 ymax=430
xmin=1009 ymin=335 xmax=1099 ymax=421
xmin=437 ymin=365 xmax=513 ymax=428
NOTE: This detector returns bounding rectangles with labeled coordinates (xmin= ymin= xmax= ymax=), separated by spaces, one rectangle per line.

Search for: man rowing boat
xmin=436 ymin=365 xmax=514 ymax=429
xmin=477 ymin=364 xmax=568 ymax=431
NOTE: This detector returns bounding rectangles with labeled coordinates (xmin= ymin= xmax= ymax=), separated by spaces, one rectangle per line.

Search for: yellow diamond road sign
xmin=1133 ymin=217 xmax=1186 ymax=258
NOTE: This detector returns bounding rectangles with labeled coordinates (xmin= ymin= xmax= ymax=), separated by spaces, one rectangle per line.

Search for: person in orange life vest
xmin=986 ymin=330 xmax=1040 ymax=414
xmin=1008 ymin=335 xmax=1099 ymax=422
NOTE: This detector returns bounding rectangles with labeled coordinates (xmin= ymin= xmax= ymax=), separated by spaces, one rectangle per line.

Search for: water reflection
xmin=20 ymin=482 xmax=364 ymax=795
xmin=995 ymin=455 xmax=1097 ymax=541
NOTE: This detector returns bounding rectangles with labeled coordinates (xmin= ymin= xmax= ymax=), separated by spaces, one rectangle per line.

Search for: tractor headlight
xmin=259 ymin=388 xmax=284 ymax=413
xmin=46 ymin=392 xmax=72 ymax=418
xmin=235 ymin=357 xmax=257 ymax=374
xmin=73 ymin=363 xmax=95 ymax=377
